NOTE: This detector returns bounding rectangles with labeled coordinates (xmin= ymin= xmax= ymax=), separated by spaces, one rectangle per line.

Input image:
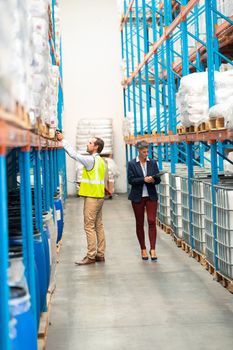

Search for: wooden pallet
xmin=172 ymin=233 xmax=182 ymax=247
xmin=181 ymin=240 xmax=192 ymax=257
xmin=38 ymin=292 xmax=53 ymax=349
xmin=196 ymin=121 xmax=210 ymax=132
xmin=191 ymin=249 xmax=206 ymax=267
xmin=157 ymin=218 xmax=172 ymax=234
xmin=56 ymin=238 xmax=63 ymax=255
xmin=177 ymin=125 xmax=195 ymax=134
xmin=0 ymin=104 xmax=31 ymax=130
xmin=177 ymin=125 xmax=185 ymax=135
xmin=205 ymin=260 xmax=233 ymax=294
xmin=209 ymin=117 xmax=225 ymax=130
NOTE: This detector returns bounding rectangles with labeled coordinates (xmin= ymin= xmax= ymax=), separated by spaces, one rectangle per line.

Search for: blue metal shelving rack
xmin=0 ymin=1 xmax=67 ymax=349
xmin=121 ymin=0 xmax=233 ymax=272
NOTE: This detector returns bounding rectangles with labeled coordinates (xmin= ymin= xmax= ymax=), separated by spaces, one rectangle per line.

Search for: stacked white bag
xmin=209 ymin=68 xmax=233 ymax=128
xmin=123 ymin=107 xmax=156 ymax=136
xmin=177 ymin=72 xmax=209 ymax=126
xmin=76 ymin=119 xmax=119 ymax=194
xmin=29 ymin=0 xmax=51 ymax=125
xmin=29 ymin=0 xmax=61 ymax=129
xmin=217 ymin=0 xmax=233 ymax=23
xmin=76 ymin=119 xmax=113 ymax=155
xmin=0 ymin=0 xmax=30 ymax=112
xmin=0 ymin=0 xmax=61 ymax=131
xmin=224 ymin=151 xmax=233 ymax=173
xmin=177 ymin=69 xmax=233 ymax=127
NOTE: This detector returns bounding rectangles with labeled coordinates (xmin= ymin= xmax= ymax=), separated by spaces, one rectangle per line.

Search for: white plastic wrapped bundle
xmin=30 ymin=0 xmax=49 ymax=18
xmin=31 ymin=17 xmax=48 ymax=37
xmin=123 ymin=107 xmax=156 ymax=135
xmin=76 ymin=118 xmax=113 ymax=155
xmin=27 ymin=0 xmax=51 ymax=123
xmin=218 ymin=0 xmax=233 ymax=18
xmin=178 ymin=70 xmax=233 ymax=126
xmin=214 ymin=71 xmax=233 ymax=106
xmin=0 ymin=0 xmax=31 ymax=111
xmin=224 ymin=152 xmax=233 ymax=173
xmin=177 ymin=72 xmax=209 ymax=126
xmin=209 ymin=99 xmax=233 ymax=128
xmin=41 ymin=64 xmax=59 ymax=127
xmin=54 ymin=2 xmax=62 ymax=63
xmin=208 ymin=70 xmax=233 ymax=128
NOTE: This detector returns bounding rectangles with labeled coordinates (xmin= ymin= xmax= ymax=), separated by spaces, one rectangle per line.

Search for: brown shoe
xmin=75 ymin=256 xmax=96 ymax=265
xmin=95 ymin=256 xmax=105 ymax=262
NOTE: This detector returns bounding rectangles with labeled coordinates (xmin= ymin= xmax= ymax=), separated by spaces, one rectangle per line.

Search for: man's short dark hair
xmin=94 ymin=137 xmax=104 ymax=153
xmin=136 ymin=140 xmax=149 ymax=149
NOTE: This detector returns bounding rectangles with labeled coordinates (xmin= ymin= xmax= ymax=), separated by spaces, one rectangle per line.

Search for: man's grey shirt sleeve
xmin=62 ymin=139 xmax=94 ymax=170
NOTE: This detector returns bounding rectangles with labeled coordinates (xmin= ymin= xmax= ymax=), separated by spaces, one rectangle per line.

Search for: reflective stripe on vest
xmin=79 ymin=155 xmax=106 ymax=198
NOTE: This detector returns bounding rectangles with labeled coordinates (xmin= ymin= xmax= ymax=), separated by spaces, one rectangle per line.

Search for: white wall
xmin=61 ymin=0 xmax=126 ymax=195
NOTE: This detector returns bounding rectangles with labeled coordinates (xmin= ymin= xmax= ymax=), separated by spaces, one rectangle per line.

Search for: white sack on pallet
xmin=224 ymin=152 xmax=233 ymax=173
xmin=178 ymin=70 xmax=233 ymax=126
xmin=215 ymin=69 xmax=233 ymax=87
xmin=30 ymin=0 xmax=49 ymax=19
xmin=76 ymin=118 xmax=113 ymax=155
xmin=208 ymin=97 xmax=233 ymax=119
xmin=221 ymin=0 xmax=233 ymax=17
xmin=177 ymin=72 xmax=209 ymax=126
xmin=123 ymin=107 xmax=156 ymax=135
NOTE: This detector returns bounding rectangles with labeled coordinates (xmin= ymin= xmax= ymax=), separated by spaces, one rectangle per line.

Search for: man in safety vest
xmin=57 ymin=132 xmax=107 ymax=265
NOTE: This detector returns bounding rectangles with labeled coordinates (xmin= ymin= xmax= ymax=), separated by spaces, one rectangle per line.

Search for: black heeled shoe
xmin=149 ymin=249 xmax=158 ymax=261
xmin=141 ymin=250 xmax=148 ymax=260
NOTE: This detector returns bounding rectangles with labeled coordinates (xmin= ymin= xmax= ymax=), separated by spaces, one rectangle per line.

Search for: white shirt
xmin=136 ymin=156 xmax=149 ymax=197
xmin=62 ymin=139 xmax=98 ymax=170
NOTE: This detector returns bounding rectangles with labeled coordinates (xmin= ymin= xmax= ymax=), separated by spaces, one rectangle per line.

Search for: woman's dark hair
xmin=94 ymin=137 xmax=104 ymax=153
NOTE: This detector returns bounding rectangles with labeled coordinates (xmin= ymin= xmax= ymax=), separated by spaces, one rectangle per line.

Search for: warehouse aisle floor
xmin=46 ymin=195 xmax=233 ymax=350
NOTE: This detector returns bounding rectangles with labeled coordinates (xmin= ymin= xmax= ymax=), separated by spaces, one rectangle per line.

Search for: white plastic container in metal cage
xmin=205 ymin=230 xmax=215 ymax=266
xmin=215 ymin=183 xmax=233 ymax=235
xmin=157 ymin=172 xmax=171 ymax=226
xmin=217 ymin=242 xmax=233 ymax=279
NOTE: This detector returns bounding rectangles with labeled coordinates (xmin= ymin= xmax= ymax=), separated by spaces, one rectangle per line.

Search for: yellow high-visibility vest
xmin=79 ymin=155 xmax=106 ymax=198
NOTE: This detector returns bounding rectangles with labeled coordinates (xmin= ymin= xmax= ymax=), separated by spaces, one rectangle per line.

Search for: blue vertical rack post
xmin=205 ymin=0 xmax=218 ymax=270
xmin=19 ymin=147 xmax=37 ymax=323
xmin=151 ymin=0 xmax=162 ymax=169
xmin=123 ymin=0 xmax=131 ymax=162
xmin=129 ymin=6 xmax=137 ymax=138
xmin=0 ymin=146 xmax=10 ymax=350
xmin=42 ymin=149 xmax=51 ymax=212
xmin=142 ymin=0 xmax=151 ymax=137
xmin=164 ymin=0 xmax=177 ymax=174
xmin=135 ymin=0 xmax=144 ymax=136
xmin=33 ymin=149 xmax=43 ymax=234
xmin=49 ymin=149 xmax=55 ymax=209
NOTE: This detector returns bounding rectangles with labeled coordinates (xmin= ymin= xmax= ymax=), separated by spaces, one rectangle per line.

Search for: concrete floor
xmin=46 ymin=195 xmax=233 ymax=350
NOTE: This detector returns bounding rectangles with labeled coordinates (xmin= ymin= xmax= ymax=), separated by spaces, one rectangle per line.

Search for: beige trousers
xmin=83 ymin=197 xmax=105 ymax=259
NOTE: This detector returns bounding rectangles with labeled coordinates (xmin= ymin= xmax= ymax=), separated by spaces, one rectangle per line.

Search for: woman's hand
xmin=144 ymin=176 xmax=155 ymax=183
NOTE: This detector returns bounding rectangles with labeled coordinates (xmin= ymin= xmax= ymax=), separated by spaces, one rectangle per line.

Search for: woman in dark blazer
xmin=127 ymin=141 xmax=161 ymax=260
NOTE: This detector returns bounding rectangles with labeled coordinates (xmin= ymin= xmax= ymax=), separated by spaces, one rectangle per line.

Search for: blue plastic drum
xmin=9 ymin=286 xmax=37 ymax=350
xmin=54 ymin=192 xmax=64 ymax=243
xmin=9 ymin=231 xmax=47 ymax=314
xmin=33 ymin=232 xmax=48 ymax=312
xmin=42 ymin=224 xmax=51 ymax=289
